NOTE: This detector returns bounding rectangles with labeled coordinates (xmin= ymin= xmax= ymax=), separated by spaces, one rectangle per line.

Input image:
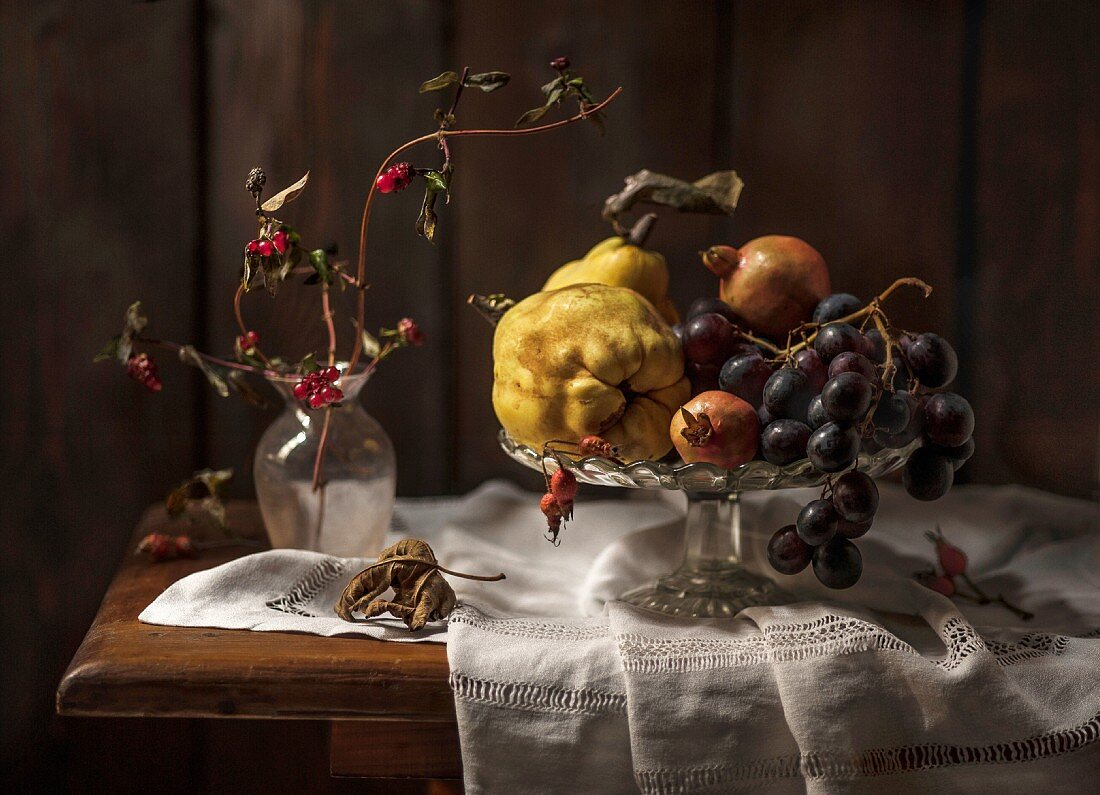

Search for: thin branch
xmin=346 ymin=86 xmax=625 ymax=371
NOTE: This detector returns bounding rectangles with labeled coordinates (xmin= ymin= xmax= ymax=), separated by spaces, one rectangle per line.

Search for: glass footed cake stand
xmin=500 ymin=429 xmax=919 ymax=618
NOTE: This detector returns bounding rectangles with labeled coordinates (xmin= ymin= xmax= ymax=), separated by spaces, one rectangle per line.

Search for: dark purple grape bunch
xmin=768 ymin=471 xmax=877 ymax=589
xmin=684 ymin=285 xmax=976 ymax=590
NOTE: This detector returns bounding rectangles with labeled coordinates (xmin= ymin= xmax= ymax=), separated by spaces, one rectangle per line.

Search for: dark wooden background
xmin=2 ymin=0 xmax=1096 ymax=789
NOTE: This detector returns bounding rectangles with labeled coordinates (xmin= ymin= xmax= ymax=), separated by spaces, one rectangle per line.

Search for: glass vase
xmin=254 ymin=366 xmax=396 ymax=558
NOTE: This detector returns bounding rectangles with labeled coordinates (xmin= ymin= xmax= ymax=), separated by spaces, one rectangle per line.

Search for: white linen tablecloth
xmin=141 ymin=480 xmax=1100 ymax=792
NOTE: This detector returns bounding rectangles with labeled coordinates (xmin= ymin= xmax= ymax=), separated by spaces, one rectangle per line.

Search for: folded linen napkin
xmin=142 ymin=480 xmax=1100 ymax=792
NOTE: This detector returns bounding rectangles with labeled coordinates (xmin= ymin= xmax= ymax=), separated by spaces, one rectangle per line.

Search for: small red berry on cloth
xmin=927 ymin=525 xmax=967 ymax=577
xmin=126 ymin=353 xmax=162 ymax=392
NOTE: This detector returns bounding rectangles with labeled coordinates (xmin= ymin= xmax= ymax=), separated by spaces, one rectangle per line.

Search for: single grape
xmin=862 ymin=329 xmax=886 ymax=364
xmin=812 ymin=537 xmax=863 ymax=589
xmin=761 ymin=419 xmax=812 ymax=466
xmin=767 ymin=525 xmax=812 ymax=575
xmin=763 ymin=368 xmax=813 ymax=421
xmin=877 ymin=393 xmax=924 ymax=448
xmin=821 ymin=372 xmax=873 ymax=423
xmin=797 ymin=499 xmax=838 ymax=545
xmin=837 ymin=517 xmax=872 ymax=539
xmin=828 ymin=351 xmax=876 ymax=380
xmin=683 ymin=313 xmax=737 ymax=366
xmin=813 ymin=293 xmax=862 ymax=325
xmin=872 ymin=390 xmax=913 ymax=434
xmin=903 ymin=447 xmax=954 ymax=501
xmin=928 ymin=437 xmax=975 ymax=471
xmin=832 ymin=471 xmax=879 ymax=523
xmin=719 ymin=352 xmax=773 ymax=408
xmin=807 ymin=394 xmax=829 ymax=429
xmin=794 ymin=348 xmax=828 ymax=392
xmin=906 ymin=332 xmax=958 ymax=388
xmin=814 ymin=323 xmax=864 ymax=363
xmin=923 ymin=392 xmax=974 ymax=447
xmin=687 ymin=362 xmax=720 ymax=394
xmin=687 ymin=296 xmax=742 ymax=325
xmin=807 ymin=422 xmax=861 ymax=472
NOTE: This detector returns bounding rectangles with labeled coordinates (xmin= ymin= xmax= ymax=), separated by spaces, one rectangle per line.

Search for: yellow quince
xmin=493 ymin=284 xmax=689 ymax=462
xmin=542 ymin=235 xmax=679 ymax=324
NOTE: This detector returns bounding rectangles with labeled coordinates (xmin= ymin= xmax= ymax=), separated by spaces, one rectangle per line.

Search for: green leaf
xmin=308 ymin=248 xmax=333 ymax=285
xmin=464 ymin=71 xmax=510 ymax=92
xmin=351 ymin=317 xmax=381 ymax=359
xmin=297 ymin=352 xmax=319 ymax=374
xmin=422 ymin=170 xmax=449 ymax=194
xmin=541 ymin=77 xmax=564 ymax=96
xmin=227 ymin=371 xmax=268 ymax=409
xmin=177 ymin=345 xmax=230 ymax=397
xmin=515 ymin=104 xmax=550 ymax=127
xmin=419 ymin=71 xmax=460 ymax=93
xmin=416 ymin=189 xmax=439 ymax=242
xmin=260 ymin=171 xmax=309 ymax=213
xmin=94 ymin=335 xmax=121 ymax=363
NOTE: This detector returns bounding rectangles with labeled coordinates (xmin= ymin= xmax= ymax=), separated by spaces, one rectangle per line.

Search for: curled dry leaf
xmin=260 ymin=171 xmax=310 ymax=213
xmin=166 ymin=468 xmax=234 ymax=533
xmin=602 ymin=169 xmax=744 ymax=226
xmin=335 ymin=538 xmax=505 ymax=631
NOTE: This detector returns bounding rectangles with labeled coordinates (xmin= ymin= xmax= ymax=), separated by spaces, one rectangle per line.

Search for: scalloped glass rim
xmin=499 ymin=429 xmax=920 ymax=493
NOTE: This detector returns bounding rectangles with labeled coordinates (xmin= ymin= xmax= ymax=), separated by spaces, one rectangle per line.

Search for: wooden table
xmin=56 ymin=502 xmax=462 ymax=785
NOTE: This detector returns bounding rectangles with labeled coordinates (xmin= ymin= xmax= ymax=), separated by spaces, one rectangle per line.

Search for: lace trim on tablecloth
xmin=938 ymin=616 xmax=1071 ymax=670
xmin=450 ymin=671 xmax=627 ymax=716
xmin=635 ymin=712 xmax=1100 ymax=793
xmin=619 ymin=615 xmax=915 ymax=673
xmin=265 ymin=556 xmax=347 ymax=617
xmin=449 ymin=604 xmax=610 ymax=642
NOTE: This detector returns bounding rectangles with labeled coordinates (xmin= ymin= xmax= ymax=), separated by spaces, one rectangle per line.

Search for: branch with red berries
xmin=96 ymin=57 xmax=621 ymax=516
xmin=536 ymin=435 xmax=622 ymax=544
xmin=913 ymin=525 xmax=1033 ymax=621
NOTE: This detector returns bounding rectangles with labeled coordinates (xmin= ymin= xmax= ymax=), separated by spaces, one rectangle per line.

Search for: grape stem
xmin=763 ymin=277 xmax=931 ymax=361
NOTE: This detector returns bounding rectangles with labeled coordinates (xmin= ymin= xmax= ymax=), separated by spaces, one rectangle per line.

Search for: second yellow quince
xmin=542 ymin=234 xmax=679 ymax=324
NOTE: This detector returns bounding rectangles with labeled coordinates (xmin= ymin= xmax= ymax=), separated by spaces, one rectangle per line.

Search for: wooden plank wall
xmin=1 ymin=1 xmax=1096 ymax=789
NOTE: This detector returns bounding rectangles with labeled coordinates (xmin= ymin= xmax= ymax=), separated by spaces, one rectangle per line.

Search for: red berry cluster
xmin=397 ymin=317 xmax=425 ymax=346
xmin=550 ymin=56 xmax=570 ymax=71
xmin=237 ymin=330 xmax=260 ymax=352
xmin=245 ymin=229 xmax=290 ymax=258
xmin=126 ymin=353 xmax=163 ymax=392
xmin=376 ymin=162 xmax=413 ymax=194
xmin=540 ymin=468 xmax=578 ymax=543
xmin=293 ymin=366 xmax=344 ymax=409
xmin=137 ymin=532 xmax=198 ymax=562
